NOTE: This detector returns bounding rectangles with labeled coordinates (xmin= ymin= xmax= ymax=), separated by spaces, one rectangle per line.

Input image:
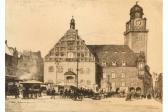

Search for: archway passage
xmin=129 ymin=87 xmax=135 ymax=92
xmin=66 ymin=76 xmax=74 ymax=83
xmin=136 ymin=87 xmax=141 ymax=92
xmin=64 ymin=71 xmax=76 ymax=86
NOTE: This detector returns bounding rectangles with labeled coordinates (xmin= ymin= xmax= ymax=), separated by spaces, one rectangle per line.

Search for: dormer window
xmin=112 ymin=62 xmax=116 ymax=66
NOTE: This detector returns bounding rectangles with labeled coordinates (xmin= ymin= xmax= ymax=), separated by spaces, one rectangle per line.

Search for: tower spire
xmin=70 ymin=16 xmax=75 ymax=29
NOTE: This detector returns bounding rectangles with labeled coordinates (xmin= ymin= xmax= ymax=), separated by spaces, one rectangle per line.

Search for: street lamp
xmin=76 ymin=58 xmax=79 ymax=88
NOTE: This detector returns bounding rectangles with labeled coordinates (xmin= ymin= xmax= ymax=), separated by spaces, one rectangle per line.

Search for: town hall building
xmin=44 ymin=3 xmax=152 ymax=95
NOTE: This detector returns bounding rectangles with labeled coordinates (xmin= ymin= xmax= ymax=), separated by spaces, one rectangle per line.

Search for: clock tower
xmin=124 ymin=2 xmax=148 ymax=61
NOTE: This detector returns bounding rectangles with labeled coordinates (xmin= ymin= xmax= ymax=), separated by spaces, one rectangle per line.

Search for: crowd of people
xmin=6 ymin=83 xmax=42 ymax=99
xmin=47 ymin=87 xmax=95 ymax=100
xmin=6 ymin=83 xmax=154 ymax=101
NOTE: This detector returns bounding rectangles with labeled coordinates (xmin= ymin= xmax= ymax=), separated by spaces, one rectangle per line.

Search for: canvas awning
xmin=20 ymin=80 xmax=42 ymax=84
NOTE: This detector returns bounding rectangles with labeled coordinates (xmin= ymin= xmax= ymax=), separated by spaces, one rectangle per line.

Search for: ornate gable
xmin=45 ymin=28 xmax=95 ymax=62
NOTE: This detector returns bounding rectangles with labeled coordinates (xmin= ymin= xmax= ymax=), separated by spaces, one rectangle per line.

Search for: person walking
xmin=51 ymin=88 xmax=56 ymax=99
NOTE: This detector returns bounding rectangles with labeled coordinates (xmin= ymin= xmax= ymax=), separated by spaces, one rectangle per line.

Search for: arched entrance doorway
xmin=129 ymin=87 xmax=135 ymax=93
xmin=136 ymin=87 xmax=142 ymax=93
xmin=64 ymin=71 xmax=76 ymax=87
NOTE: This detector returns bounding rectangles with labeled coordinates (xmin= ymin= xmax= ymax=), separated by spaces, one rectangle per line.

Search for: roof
xmin=87 ymin=45 xmax=138 ymax=67
xmin=130 ymin=3 xmax=143 ymax=14
xmin=5 ymin=44 xmax=13 ymax=56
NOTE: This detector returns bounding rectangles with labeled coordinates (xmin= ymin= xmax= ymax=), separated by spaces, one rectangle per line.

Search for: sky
xmin=6 ymin=0 xmax=162 ymax=73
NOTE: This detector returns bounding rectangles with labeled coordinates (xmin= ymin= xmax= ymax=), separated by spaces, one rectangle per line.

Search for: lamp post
xmin=55 ymin=59 xmax=59 ymax=85
xmin=76 ymin=34 xmax=79 ymax=88
xmin=76 ymin=58 xmax=79 ymax=88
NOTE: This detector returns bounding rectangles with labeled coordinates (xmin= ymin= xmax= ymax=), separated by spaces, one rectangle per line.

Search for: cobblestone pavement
xmin=6 ymin=96 xmax=162 ymax=112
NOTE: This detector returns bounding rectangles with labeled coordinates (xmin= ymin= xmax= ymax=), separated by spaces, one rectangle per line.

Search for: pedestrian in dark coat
xmin=51 ymin=88 xmax=56 ymax=99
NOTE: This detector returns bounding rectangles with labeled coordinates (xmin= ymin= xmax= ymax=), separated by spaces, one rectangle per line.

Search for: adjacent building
xmin=16 ymin=50 xmax=44 ymax=81
xmin=44 ymin=3 xmax=153 ymax=95
xmin=5 ymin=40 xmax=19 ymax=95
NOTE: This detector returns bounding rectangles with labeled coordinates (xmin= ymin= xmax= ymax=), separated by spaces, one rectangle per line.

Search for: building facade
xmin=16 ymin=50 xmax=44 ymax=81
xmin=124 ymin=2 xmax=148 ymax=60
xmin=5 ymin=40 xmax=19 ymax=95
xmin=44 ymin=17 xmax=96 ymax=89
xmin=44 ymin=3 xmax=152 ymax=95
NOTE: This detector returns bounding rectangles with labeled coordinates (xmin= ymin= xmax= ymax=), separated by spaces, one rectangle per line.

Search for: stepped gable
xmin=45 ymin=28 xmax=95 ymax=62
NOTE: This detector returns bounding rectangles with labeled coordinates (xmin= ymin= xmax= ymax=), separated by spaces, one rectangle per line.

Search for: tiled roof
xmin=87 ymin=45 xmax=138 ymax=67
xmin=5 ymin=44 xmax=13 ymax=56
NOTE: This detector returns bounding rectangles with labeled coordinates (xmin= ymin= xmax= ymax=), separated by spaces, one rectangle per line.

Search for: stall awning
xmin=20 ymin=80 xmax=42 ymax=84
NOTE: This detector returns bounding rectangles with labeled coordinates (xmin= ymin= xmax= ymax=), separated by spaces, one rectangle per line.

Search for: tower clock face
xmin=135 ymin=20 xmax=141 ymax=26
xmin=134 ymin=19 xmax=144 ymax=29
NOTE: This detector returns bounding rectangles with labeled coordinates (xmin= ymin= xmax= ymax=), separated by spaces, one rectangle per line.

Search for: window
xmin=121 ymin=72 xmax=125 ymax=78
xmin=55 ymin=52 xmax=59 ymax=56
xmin=77 ymin=47 xmax=80 ymax=50
xmin=111 ymin=72 xmax=116 ymax=78
xmin=85 ymin=52 xmax=88 ymax=57
xmin=48 ymin=66 xmax=54 ymax=72
xmin=68 ymin=46 xmax=74 ymax=50
xmin=112 ymin=62 xmax=116 ymax=66
xmin=66 ymin=76 xmax=74 ymax=83
xmin=122 ymin=61 xmax=126 ymax=66
xmin=81 ymin=53 xmax=84 ymax=57
xmin=81 ymin=46 xmax=84 ymax=50
xmin=67 ymin=52 xmax=74 ymax=58
xmin=67 ymin=41 xmax=74 ymax=46
xmin=60 ymin=52 xmax=65 ymax=57
xmin=121 ymin=82 xmax=126 ymax=87
xmin=77 ymin=41 xmax=80 ymax=45
xmin=77 ymin=53 xmax=80 ymax=57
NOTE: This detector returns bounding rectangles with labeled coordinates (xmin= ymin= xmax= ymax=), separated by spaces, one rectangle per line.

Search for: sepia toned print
xmin=5 ymin=0 xmax=162 ymax=112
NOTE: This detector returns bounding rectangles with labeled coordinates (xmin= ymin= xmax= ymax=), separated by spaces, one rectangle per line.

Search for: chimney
xmin=5 ymin=40 xmax=7 ymax=45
